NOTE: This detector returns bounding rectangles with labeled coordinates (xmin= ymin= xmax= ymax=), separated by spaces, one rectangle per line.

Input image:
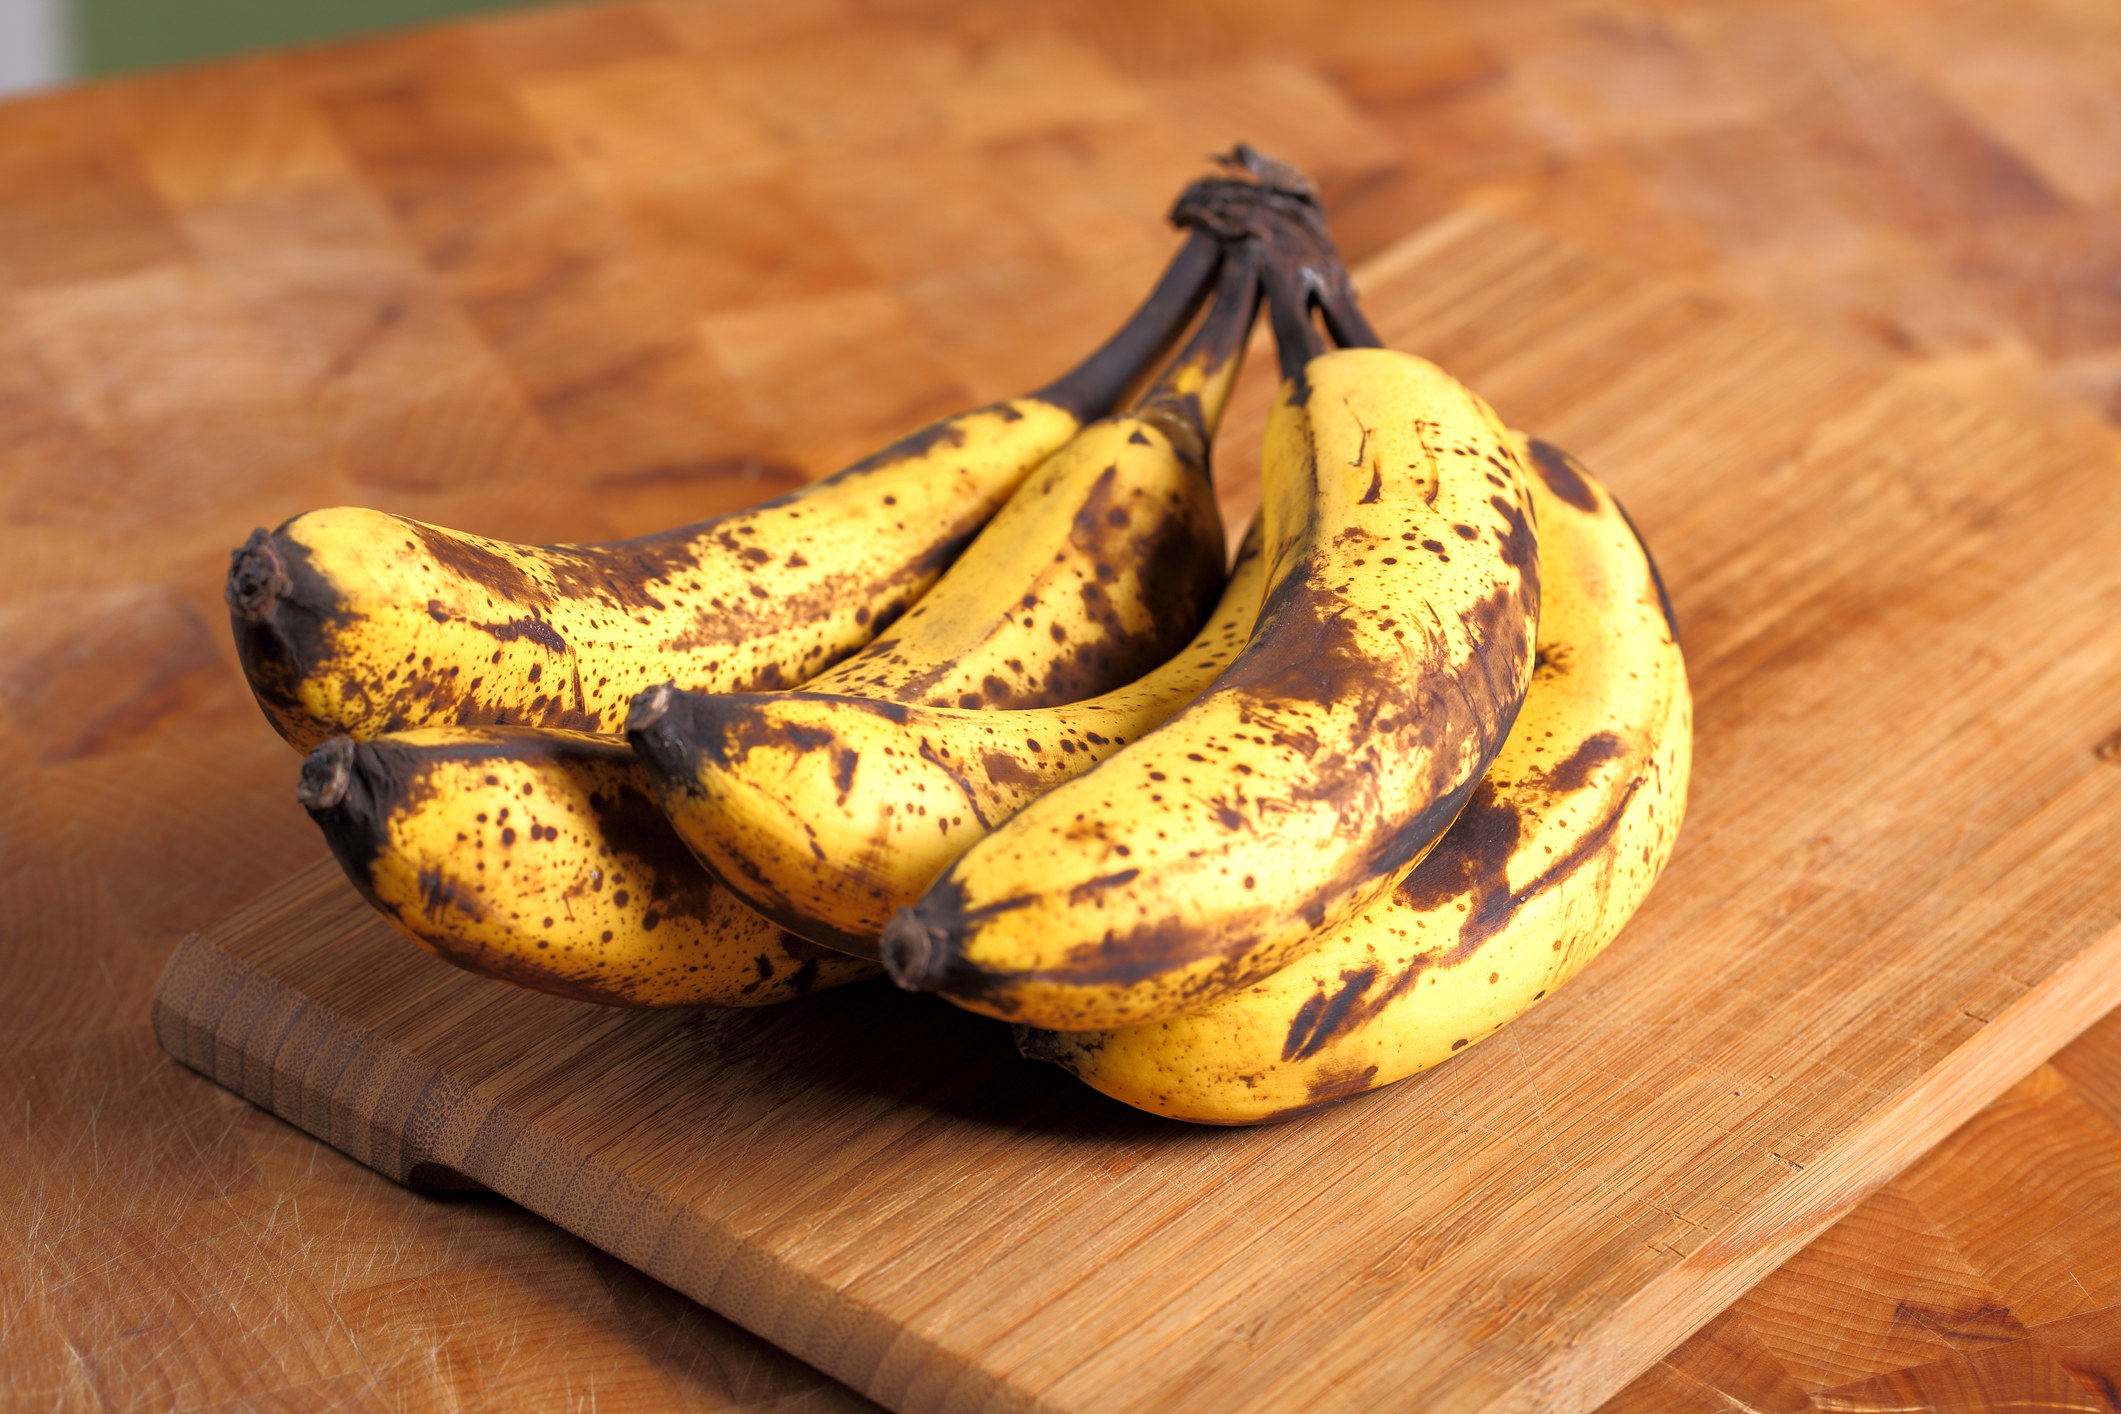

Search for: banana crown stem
xmin=1171 ymin=149 xmax=1377 ymax=384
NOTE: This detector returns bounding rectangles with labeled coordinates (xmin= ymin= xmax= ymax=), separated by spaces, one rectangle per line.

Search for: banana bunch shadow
xmin=523 ymin=974 xmax=1351 ymax=1146
xmin=236 ymin=147 xmax=1689 ymax=1128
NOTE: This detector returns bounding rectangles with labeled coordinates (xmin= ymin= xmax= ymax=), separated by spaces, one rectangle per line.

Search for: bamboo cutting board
xmin=153 ymin=212 xmax=2121 ymax=1414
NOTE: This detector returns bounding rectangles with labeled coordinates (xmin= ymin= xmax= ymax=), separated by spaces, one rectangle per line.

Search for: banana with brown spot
xmin=627 ymin=521 xmax=1266 ymax=955
xmin=226 ymin=230 xmax=1224 ymax=751
xmin=626 ymin=241 xmax=1266 ymax=952
xmin=784 ymin=237 xmax=1264 ymax=712
xmin=1018 ymin=437 xmax=1689 ymax=1122
xmin=296 ymin=726 xmax=879 ymax=1007
xmin=880 ymin=321 xmax=1541 ymax=1031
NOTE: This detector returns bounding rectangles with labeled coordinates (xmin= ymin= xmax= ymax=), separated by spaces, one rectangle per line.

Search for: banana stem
xmin=1258 ymin=217 xmax=1378 ymax=385
xmin=1264 ymin=256 xmax=1328 ymax=385
xmin=1034 ymin=227 xmax=1222 ymax=421
xmin=1135 ymin=236 xmax=1265 ymax=446
xmin=1318 ymin=285 xmax=1380 ymax=351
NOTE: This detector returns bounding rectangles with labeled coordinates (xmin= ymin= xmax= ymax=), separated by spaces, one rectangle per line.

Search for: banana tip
xmin=225 ymin=528 xmax=289 ymax=623
xmin=1012 ymin=1024 xmax=1066 ymax=1065
xmin=880 ymin=908 xmax=948 ymax=992
xmin=627 ymin=681 xmax=677 ymax=735
xmin=297 ymin=736 xmax=355 ymax=811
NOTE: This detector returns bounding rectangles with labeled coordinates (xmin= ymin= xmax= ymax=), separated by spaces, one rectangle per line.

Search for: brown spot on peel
xmin=982 ymin=752 xmax=1041 ymax=788
xmin=406 ymin=522 xmax=546 ymax=607
xmin=1283 ymin=965 xmax=1381 ymax=1061
xmin=1526 ymin=438 xmax=1597 ymax=514
xmin=1067 ymin=868 xmax=1141 ymax=905
xmin=1277 ymin=731 xmax=1644 ymax=1064
xmin=1525 ymin=730 xmax=1624 ymax=795
xmin=469 ymin=614 xmax=568 ymax=654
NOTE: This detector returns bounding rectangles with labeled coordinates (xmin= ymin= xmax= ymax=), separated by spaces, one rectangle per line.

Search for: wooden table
xmin=3 ymin=2 xmax=2118 ymax=1409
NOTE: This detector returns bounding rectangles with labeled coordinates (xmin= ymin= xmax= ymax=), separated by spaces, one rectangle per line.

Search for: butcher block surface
xmin=11 ymin=1 xmax=2121 ymax=1409
xmin=153 ymin=211 xmax=2121 ymax=1413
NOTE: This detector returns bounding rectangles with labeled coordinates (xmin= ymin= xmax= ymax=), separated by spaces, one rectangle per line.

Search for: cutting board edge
xmin=149 ymin=901 xmax=2121 ymax=1414
xmin=152 ymin=925 xmax=479 ymax=1190
xmin=148 ymin=920 xmax=1029 ymax=1412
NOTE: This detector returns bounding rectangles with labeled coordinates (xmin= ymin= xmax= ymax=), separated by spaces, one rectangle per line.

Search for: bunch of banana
xmin=226 ymin=226 xmax=1224 ymax=752
xmin=233 ymin=148 xmax=1691 ymax=1120
xmin=1017 ymin=435 xmax=1690 ymax=1122
xmin=626 ymin=242 xmax=1266 ymax=953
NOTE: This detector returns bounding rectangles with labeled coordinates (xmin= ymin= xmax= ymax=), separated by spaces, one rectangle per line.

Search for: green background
xmin=77 ymin=0 xmax=542 ymax=76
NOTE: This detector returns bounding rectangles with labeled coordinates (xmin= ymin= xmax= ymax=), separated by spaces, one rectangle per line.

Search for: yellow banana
xmin=785 ymin=237 xmax=1263 ymax=710
xmin=227 ymin=229 xmax=1224 ymax=751
xmin=628 ymin=522 xmax=1266 ymax=955
xmin=295 ymin=726 xmax=879 ymax=1006
xmin=881 ymin=334 xmax=1540 ymax=1031
xmin=627 ymin=241 xmax=1267 ymax=952
xmin=1020 ymin=437 xmax=1690 ymax=1122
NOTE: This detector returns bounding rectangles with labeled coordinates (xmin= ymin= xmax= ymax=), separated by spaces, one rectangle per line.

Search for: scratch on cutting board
xmin=1505 ymin=1030 xmax=1567 ymax=1181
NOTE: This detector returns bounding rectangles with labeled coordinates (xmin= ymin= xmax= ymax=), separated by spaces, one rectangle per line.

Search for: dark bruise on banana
xmin=884 ymin=348 xmax=1543 ymax=1032
xmin=296 ymin=726 xmax=879 ymax=1007
xmin=795 ymin=443 xmax=1226 ymax=711
xmin=225 ymin=228 xmax=1227 ymax=752
xmin=1015 ymin=434 xmax=1692 ymax=1124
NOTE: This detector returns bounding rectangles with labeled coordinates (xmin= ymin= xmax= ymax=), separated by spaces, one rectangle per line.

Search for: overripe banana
xmin=627 ymin=241 xmax=1267 ymax=952
xmin=295 ymin=726 xmax=879 ymax=1006
xmin=1019 ymin=437 xmax=1689 ymax=1122
xmin=627 ymin=521 xmax=1266 ymax=954
xmin=781 ymin=237 xmax=1262 ymax=710
xmin=227 ymin=229 xmax=1224 ymax=752
xmin=880 ymin=257 xmax=1540 ymax=1031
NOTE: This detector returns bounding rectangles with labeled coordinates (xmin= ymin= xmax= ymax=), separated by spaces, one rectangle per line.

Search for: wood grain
xmin=153 ymin=211 xmax=2121 ymax=1413
xmin=9 ymin=1 xmax=2121 ymax=1410
xmin=1612 ymin=1034 xmax=2121 ymax=1412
